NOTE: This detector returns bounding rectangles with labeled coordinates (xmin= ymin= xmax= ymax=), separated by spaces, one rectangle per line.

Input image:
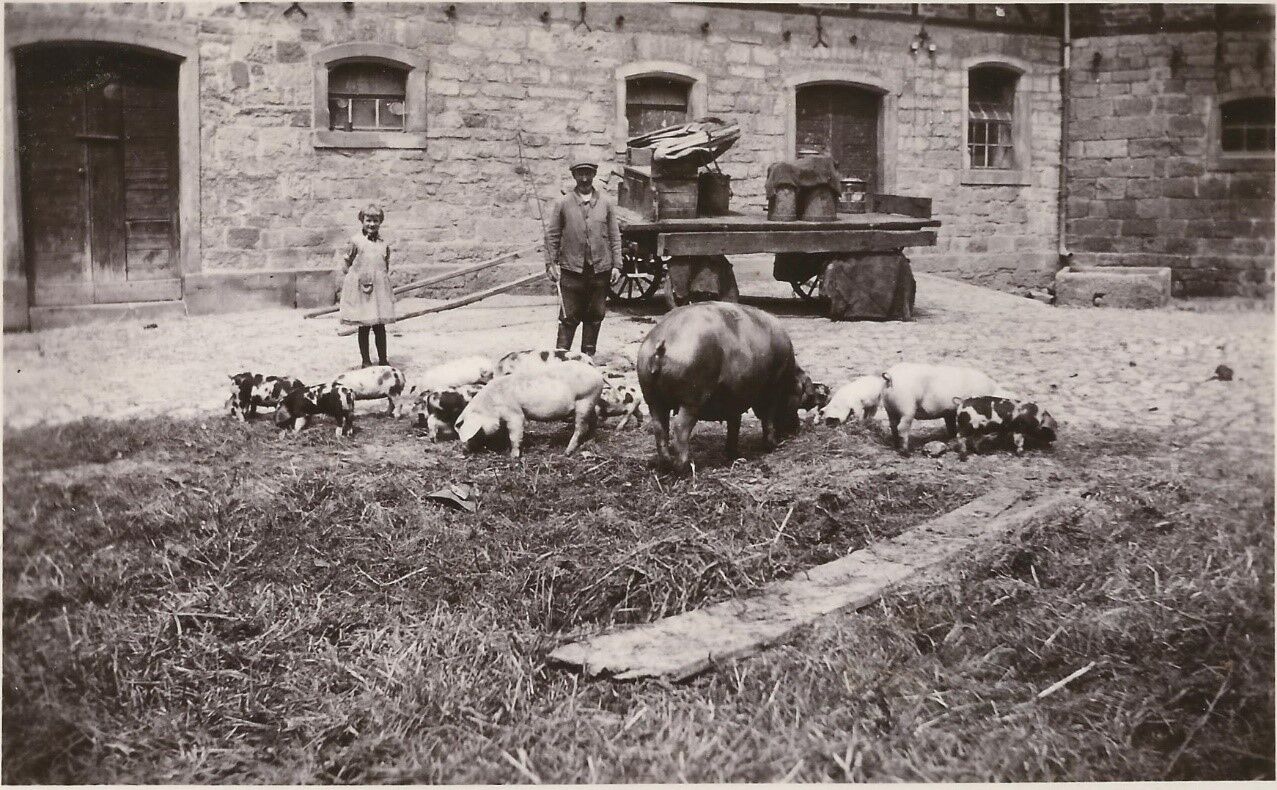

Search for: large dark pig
xmin=637 ymin=302 xmax=814 ymax=473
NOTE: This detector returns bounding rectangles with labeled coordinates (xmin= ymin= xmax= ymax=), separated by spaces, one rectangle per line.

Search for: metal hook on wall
xmin=813 ymin=13 xmax=829 ymax=48
xmin=573 ymin=2 xmax=591 ymax=31
xmin=283 ymin=2 xmax=307 ymax=19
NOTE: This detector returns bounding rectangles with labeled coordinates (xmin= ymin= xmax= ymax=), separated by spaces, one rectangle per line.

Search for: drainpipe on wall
xmin=1057 ymin=2 xmax=1073 ymax=270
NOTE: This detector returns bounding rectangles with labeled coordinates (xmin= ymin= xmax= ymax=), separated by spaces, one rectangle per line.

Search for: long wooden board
xmin=549 ymin=487 xmax=1085 ymax=681
xmin=306 ymin=244 xmax=542 ymax=319
xmin=618 ymin=207 xmax=941 ymax=233
xmin=658 ymin=229 xmax=937 ymax=257
xmin=335 ymin=271 xmax=544 ymax=336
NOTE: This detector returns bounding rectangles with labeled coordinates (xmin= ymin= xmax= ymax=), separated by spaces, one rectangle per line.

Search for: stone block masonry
xmin=1067 ymin=20 xmax=1275 ymax=297
xmin=5 ymin=1 xmax=1064 ymax=318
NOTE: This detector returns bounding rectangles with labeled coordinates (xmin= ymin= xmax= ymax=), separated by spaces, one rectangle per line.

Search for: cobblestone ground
xmin=5 ymin=256 xmax=1273 ymax=459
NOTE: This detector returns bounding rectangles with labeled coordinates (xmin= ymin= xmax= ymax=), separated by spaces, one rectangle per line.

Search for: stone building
xmin=2 ymin=2 xmax=1271 ymax=330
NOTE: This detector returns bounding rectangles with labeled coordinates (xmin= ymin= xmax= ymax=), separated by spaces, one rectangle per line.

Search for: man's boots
xmin=581 ymin=321 xmax=602 ymax=356
xmin=556 ymin=321 xmax=577 ymax=351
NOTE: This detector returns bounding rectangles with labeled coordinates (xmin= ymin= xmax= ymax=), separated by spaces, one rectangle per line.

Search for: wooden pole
xmin=305 ymin=243 xmax=542 ymax=319
xmin=335 ymin=271 xmax=545 ymax=336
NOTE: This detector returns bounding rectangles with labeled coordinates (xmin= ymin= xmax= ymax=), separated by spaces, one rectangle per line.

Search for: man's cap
xmin=569 ymin=160 xmax=598 ymax=173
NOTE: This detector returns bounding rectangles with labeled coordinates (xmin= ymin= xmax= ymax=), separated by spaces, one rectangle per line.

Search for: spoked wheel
xmin=791 ymin=274 xmax=821 ymax=300
xmin=608 ymin=247 xmax=667 ymax=303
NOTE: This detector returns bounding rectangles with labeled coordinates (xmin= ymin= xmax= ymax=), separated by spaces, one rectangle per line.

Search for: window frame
xmin=961 ymin=57 xmax=1032 ymax=186
xmin=311 ymin=43 xmax=427 ymax=150
xmin=614 ymin=62 xmax=707 ymax=155
xmin=625 ymin=75 xmax=694 ymax=140
xmin=1211 ymin=92 xmax=1275 ymax=171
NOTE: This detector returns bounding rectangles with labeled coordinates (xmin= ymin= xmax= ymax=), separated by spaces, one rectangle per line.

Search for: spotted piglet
xmin=227 ymin=372 xmax=305 ymax=421
xmin=334 ymin=365 xmax=407 ymax=417
xmin=598 ymin=378 xmax=646 ymax=429
xmin=273 ymin=383 xmax=357 ymax=437
xmin=413 ymin=382 xmax=485 ymax=441
xmin=496 ymin=348 xmax=595 ymax=377
xmin=953 ymin=396 xmax=1058 ymax=460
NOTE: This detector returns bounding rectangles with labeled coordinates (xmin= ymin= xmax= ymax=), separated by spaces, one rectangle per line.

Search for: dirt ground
xmin=4 ymin=255 xmax=1274 ymax=459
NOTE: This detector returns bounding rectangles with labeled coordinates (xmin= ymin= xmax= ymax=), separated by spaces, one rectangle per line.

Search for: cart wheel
xmin=608 ymin=249 xmax=666 ymax=303
xmin=791 ymin=274 xmax=821 ymax=301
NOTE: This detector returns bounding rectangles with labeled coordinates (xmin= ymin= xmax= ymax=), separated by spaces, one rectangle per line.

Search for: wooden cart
xmin=608 ymin=194 xmax=940 ymax=318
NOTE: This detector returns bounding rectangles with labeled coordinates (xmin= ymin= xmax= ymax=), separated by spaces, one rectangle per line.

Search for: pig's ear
xmin=952 ymin=397 xmax=963 ymax=407
xmin=456 ymin=416 xmax=483 ymax=443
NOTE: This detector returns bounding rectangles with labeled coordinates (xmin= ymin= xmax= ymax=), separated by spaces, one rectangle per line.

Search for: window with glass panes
xmin=328 ymin=62 xmax=407 ymax=132
xmin=1221 ymin=97 xmax=1275 ymax=154
xmin=626 ymin=77 xmax=691 ymax=138
xmin=968 ymin=67 xmax=1018 ymax=169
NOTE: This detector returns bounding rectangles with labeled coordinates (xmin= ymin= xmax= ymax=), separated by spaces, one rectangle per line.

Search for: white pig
xmin=334 ymin=365 xmax=407 ymax=416
xmin=397 ymin=355 xmax=495 ymax=417
xmin=454 ymin=360 xmax=605 ymax=458
xmin=880 ymin=362 xmax=1003 ymax=454
xmin=818 ymin=375 xmax=886 ymax=426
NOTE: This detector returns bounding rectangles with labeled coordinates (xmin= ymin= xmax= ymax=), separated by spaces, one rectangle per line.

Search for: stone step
xmin=28 ymin=301 xmax=188 ymax=331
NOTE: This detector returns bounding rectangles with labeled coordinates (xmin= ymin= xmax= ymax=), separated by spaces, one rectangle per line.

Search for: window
xmin=968 ymin=66 xmax=1018 ymax=169
xmin=327 ymin=62 xmax=406 ymax=132
xmin=1220 ymin=97 xmax=1274 ymax=154
xmin=310 ymin=43 xmax=427 ymax=150
xmin=625 ymin=76 xmax=690 ymax=138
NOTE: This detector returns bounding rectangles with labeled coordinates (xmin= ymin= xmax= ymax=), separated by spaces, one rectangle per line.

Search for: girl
xmin=336 ymin=205 xmax=395 ymax=367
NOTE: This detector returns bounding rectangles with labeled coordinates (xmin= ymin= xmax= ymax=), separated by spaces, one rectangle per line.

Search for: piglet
xmin=398 ymin=355 xmax=495 ymax=417
xmin=953 ymin=396 xmax=1059 ymax=459
xmin=334 ymin=365 xmax=407 ymax=416
xmin=881 ymin=362 xmax=1004 ymax=454
xmin=598 ymin=379 xmax=646 ymax=429
xmin=273 ymin=383 xmax=356 ymax=437
xmin=495 ymin=348 xmax=595 ymax=377
xmin=454 ymin=360 xmax=605 ymax=457
xmin=819 ymin=374 xmax=886 ymax=426
xmin=413 ymin=382 xmax=485 ymax=441
xmin=227 ymin=372 xmax=305 ymax=421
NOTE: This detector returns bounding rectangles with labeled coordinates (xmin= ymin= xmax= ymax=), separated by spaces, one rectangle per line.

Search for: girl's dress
xmin=337 ymin=232 xmax=395 ymax=326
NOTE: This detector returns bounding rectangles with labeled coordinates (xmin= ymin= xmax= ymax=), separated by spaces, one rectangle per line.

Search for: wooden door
xmin=796 ymin=84 xmax=880 ymax=194
xmin=17 ymin=46 xmax=181 ymax=305
xmin=626 ymin=77 xmax=691 ymax=139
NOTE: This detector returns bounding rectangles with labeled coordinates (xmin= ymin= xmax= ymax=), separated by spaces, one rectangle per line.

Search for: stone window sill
xmin=312 ymin=130 xmax=428 ymax=150
xmin=1211 ymin=153 xmax=1274 ymax=172
xmin=961 ymin=168 xmax=1031 ymax=186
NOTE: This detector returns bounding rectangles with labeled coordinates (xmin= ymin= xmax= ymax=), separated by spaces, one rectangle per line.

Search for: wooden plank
xmin=870 ymin=193 xmax=933 ymax=219
xmin=659 ymin=229 xmax=937 ymax=257
xmin=335 ymin=271 xmax=545 ymax=336
xmin=306 ymin=243 xmax=541 ymax=319
xmin=549 ymin=488 xmax=1085 ymax=681
xmin=87 ymin=142 xmax=128 ymax=284
xmin=616 ymin=206 xmax=941 ymax=233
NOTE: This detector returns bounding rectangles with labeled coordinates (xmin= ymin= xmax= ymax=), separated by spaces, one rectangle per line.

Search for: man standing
xmin=544 ymin=160 xmax=622 ymax=356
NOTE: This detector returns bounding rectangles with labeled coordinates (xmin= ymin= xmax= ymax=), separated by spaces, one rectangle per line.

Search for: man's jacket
xmin=545 ymin=190 xmax=623 ymax=274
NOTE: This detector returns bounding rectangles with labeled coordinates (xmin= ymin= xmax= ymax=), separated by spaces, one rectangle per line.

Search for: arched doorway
xmin=795 ymin=83 xmax=882 ymax=194
xmin=16 ymin=44 xmax=181 ymax=305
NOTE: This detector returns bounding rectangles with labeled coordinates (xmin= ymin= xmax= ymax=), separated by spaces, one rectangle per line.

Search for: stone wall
xmin=7 ymin=2 xmax=1063 ymax=304
xmin=1067 ymin=17 xmax=1275 ymax=296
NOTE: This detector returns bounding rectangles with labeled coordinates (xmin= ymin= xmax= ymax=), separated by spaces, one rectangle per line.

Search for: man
xmin=544 ymin=159 xmax=623 ymax=356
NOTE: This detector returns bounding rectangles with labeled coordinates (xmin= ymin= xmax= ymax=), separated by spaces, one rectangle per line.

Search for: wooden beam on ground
xmin=548 ymin=487 xmax=1086 ymax=681
xmin=335 ymin=271 xmax=546 ymax=336
xmin=657 ymin=229 xmax=937 ymax=257
xmin=305 ymin=244 xmax=542 ymax=319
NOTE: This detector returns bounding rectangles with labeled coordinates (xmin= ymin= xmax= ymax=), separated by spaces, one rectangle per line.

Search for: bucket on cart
xmin=799 ymin=186 xmax=838 ymax=221
xmin=697 ymin=172 xmax=731 ymax=216
xmin=768 ymin=186 xmax=799 ymax=221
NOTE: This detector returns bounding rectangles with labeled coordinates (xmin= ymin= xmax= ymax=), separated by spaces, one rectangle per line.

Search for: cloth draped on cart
xmin=666 ymin=255 xmax=739 ymax=305
xmin=764 ymin=156 xmax=843 ymax=201
xmin=822 ymin=253 xmax=916 ymax=322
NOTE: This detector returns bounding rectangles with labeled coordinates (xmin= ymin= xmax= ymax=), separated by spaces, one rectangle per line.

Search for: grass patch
xmin=3 ymin=413 xmax=1272 ymax=782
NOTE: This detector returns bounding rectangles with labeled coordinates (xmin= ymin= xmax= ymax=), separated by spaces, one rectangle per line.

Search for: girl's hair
xmin=358 ymin=204 xmax=385 ymax=222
